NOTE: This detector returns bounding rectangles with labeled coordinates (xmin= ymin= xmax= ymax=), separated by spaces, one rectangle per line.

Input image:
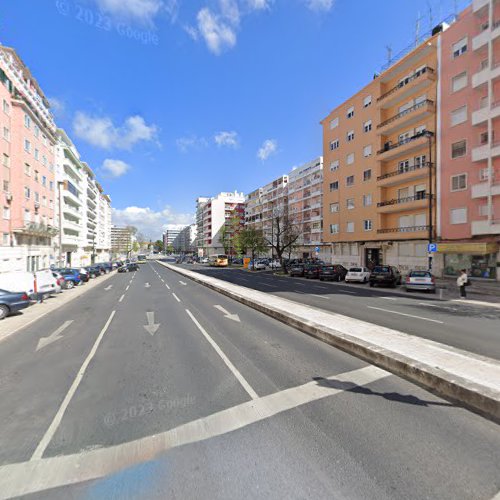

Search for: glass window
xmin=346 ymin=198 xmax=355 ymax=209
xmin=451 ymin=174 xmax=467 ymax=191
xmin=450 ymin=207 xmax=467 ymax=224
xmin=452 ymin=72 xmax=467 ymax=92
xmin=330 ymin=160 xmax=339 ymax=171
xmin=346 ymin=222 xmax=354 ymax=232
xmin=363 ymin=169 xmax=372 ymax=181
xmin=451 ymin=140 xmax=466 ymax=158
xmin=346 ymin=175 xmax=354 ymax=186
xmin=329 ymin=117 xmax=339 ymax=129
xmin=329 ymin=181 xmax=339 ymax=191
xmin=364 ymin=219 xmax=372 ymax=231
xmin=363 ymin=120 xmax=372 ymax=132
xmin=363 ymin=145 xmax=372 ymax=157
xmin=330 ymin=139 xmax=339 ymax=150
xmin=363 ymin=95 xmax=372 ymax=107
xmin=452 ymin=37 xmax=467 ymax=58
xmin=347 ymin=130 xmax=354 ymax=141
xmin=330 ymin=202 xmax=339 ymax=213
xmin=451 ymin=105 xmax=467 ymax=126
xmin=24 ymin=114 xmax=31 ymax=128
xmin=347 ymin=106 xmax=354 ymax=118
xmin=346 ymin=153 xmax=354 ymax=165
xmin=363 ymin=194 xmax=372 ymax=206
xmin=330 ymin=224 xmax=339 ymax=234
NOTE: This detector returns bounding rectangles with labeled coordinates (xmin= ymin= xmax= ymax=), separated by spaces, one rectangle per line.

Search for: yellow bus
xmin=209 ymin=254 xmax=228 ymax=267
xmin=137 ymin=254 xmax=147 ymax=264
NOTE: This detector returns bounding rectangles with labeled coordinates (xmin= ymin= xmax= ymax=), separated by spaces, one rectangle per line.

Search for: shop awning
xmin=437 ymin=242 xmax=498 ymax=254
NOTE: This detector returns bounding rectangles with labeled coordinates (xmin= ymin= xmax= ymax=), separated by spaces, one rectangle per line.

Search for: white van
xmin=0 ymin=272 xmax=36 ymax=297
xmin=35 ymin=269 xmax=61 ymax=296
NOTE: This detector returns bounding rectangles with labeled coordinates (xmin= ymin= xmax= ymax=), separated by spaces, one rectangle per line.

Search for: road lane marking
xmin=126 ymin=285 xmax=130 ymax=291
xmin=31 ymin=311 xmax=116 ymax=461
xmin=36 ymin=320 xmax=73 ymax=351
xmin=145 ymin=283 xmax=151 ymax=288
xmin=380 ymin=297 xmax=398 ymax=301
xmin=311 ymin=294 xmax=330 ymax=300
xmin=179 ymin=281 xmax=187 ymax=286
xmin=165 ymin=284 xmax=170 ymax=290
xmin=294 ymin=290 xmax=305 ymax=294
xmin=172 ymin=293 xmax=181 ymax=302
xmin=0 ymin=366 xmax=388 ymax=498
xmin=366 ymin=306 xmax=444 ymax=324
xmin=214 ymin=305 xmax=241 ymax=322
xmin=341 ymin=290 xmax=356 ymax=294
xmin=314 ymin=286 xmax=329 ymax=290
xmin=262 ymin=283 xmax=278 ymax=288
xmin=418 ymin=302 xmax=458 ymax=311
xmin=186 ymin=309 xmax=257 ymax=399
xmin=104 ymin=285 xmax=113 ymax=291
xmin=143 ymin=312 xmax=160 ymax=336
xmin=119 ymin=294 xmax=125 ymax=302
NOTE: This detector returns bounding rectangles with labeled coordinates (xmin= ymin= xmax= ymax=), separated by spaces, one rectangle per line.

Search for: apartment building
xmin=196 ymin=191 xmax=245 ymax=256
xmin=437 ymin=2 xmax=500 ymax=280
xmin=288 ymin=157 xmax=324 ymax=258
xmin=163 ymin=224 xmax=185 ymax=250
xmin=0 ymin=45 xmax=57 ymax=272
xmin=111 ymin=225 xmax=133 ymax=255
xmin=96 ymin=185 xmax=112 ymax=262
xmin=322 ymin=31 xmax=440 ymax=272
xmin=170 ymin=224 xmax=197 ymax=253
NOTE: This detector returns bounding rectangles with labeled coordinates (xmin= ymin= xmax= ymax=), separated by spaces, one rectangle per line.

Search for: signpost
xmin=427 ymin=243 xmax=437 ymax=253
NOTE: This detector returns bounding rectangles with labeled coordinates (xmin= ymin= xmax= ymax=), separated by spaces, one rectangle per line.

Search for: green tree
xmin=132 ymin=241 xmax=140 ymax=253
xmin=154 ymin=239 xmax=164 ymax=253
xmin=238 ymin=227 xmax=266 ymax=270
xmin=219 ymin=211 xmax=242 ymax=258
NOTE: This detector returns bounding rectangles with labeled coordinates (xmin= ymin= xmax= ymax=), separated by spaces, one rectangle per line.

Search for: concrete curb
xmin=159 ymin=261 xmax=500 ymax=423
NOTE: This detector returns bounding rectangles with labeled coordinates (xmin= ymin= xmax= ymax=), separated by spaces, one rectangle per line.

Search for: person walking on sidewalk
xmin=457 ymin=269 xmax=468 ymax=298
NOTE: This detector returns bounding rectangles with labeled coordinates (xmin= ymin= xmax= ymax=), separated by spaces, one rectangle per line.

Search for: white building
xmin=163 ymin=224 xmax=185 ymax=250
xmin=172 ymin=224 xmax=197 ymax=253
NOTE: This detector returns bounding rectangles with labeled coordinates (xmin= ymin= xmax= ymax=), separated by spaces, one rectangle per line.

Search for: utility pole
xmin=425 ymin=130 xmax=434 ymax=272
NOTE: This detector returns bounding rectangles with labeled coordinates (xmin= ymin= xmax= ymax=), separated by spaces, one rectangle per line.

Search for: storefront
xmin=438 ymin=242 xmax=499 ymax=280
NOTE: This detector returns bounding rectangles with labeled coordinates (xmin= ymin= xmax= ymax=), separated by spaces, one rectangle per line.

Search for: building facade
xmin=171 ymin=224 xmax=197 ymax=253
xmin=437 ymin=2 xmax=500 ymax=280
xmin=322 ymin=32 xmax=439 ymax=272
xmin=163 ymin=224 xmax=185 ymax=251
xmin=0 ymin=45 xmax=57 ymax=273
xmin=111 ymin=225 xmax=133 ymax=256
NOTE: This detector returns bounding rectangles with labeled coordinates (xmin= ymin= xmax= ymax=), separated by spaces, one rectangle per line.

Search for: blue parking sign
xmin=427 ymin=243 xmax=437 ymax=252
xmin=315 ymin=246 xmax=320 ymax=253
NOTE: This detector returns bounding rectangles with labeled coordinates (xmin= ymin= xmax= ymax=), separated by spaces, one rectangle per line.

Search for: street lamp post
xmin=91 ymin=232 xmax=96 ymax=265
xmin=425 ymin=130 xmax=434 ymax=272
xmin=270 ymin=200 xmax=275 ymax=261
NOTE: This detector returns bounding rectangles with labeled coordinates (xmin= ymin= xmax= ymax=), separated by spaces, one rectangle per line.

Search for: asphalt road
xmin=177 ymin=263 xmax=500 ymax=361
xmin=0 ymin=261 xmax=499 ymax=499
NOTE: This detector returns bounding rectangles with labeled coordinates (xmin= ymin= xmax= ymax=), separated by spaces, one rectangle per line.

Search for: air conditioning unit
xmin=5 ymin=192 xmax=12 ymax=202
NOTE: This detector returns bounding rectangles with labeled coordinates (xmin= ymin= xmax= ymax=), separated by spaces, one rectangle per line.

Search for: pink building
xmin=0 ymin=45 xmax=57 ymax=272
xmin=438 ymin=2 xmax=500 ymax=280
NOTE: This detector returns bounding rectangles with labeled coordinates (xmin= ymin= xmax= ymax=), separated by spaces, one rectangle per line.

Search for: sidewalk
xmin=436 ymin=277 xmax=500 ymax=299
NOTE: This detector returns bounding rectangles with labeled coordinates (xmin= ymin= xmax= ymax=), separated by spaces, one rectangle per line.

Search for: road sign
xmin=315 ymin=246 xmax=320 ymax=253
xmin=428 ymin=243 xmax=437 ymax=252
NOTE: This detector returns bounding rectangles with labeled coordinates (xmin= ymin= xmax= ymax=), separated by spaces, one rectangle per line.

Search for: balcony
xmin=377 ymin=225 xmax=430 ymax=234
xmin=377 ymin=162 xmax=430 ymax=187
xmin=377 ymin=131 xmax=431 ymax=161
xmin=472 ymin=100 xmax=500 ymax=125
xmin=377 ymin=100 xmax=435 ymax=136
xmin=473 ymin=20 xmax=500 ymax=50
xmin=471 ymin=181 xmax=500 ymax=198
xmin=311 ymin=227 xmax=322 ymax=233
xmin=377 ymin=194 xmax=431 ymax=213
xmin=472 ymin=60 xmax=500 ymax=88
xmin=377 ymin=67 xmax=436 ymax=109
xmin=472 ymin=140 xmax=500 ymax=161
xmin=473 ymin=0 xmax=489 ymax=13
xmin=63 ymin=203 xmax=81 ymax=217
xmin=471 ymin=219 xmax=500 ymax=235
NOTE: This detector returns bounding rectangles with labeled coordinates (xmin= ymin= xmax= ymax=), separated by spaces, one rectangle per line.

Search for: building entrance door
xmin=365 ymin=248 xmax=381 ymax=270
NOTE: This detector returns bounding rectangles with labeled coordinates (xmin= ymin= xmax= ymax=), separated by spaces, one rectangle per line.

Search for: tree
xmin=166 ymin=244 xmax=174 ymax=254
xmin=154 ymin=240 xmax=164 ymax=253
xmin=265 ymin=205 xmax=301 ymax=273
xmin=132 ymin=241 xmax=140 ymax=253
xmin=219 ymin=211 xmax=243 ymax=258
xmin=238 ymin=227 xmax=266 ymax=270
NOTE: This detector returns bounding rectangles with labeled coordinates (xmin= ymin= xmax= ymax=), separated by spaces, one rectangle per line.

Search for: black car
xmin=319 ymin=265 xmax=347 ymax=282
xmin=118 ymin=263 xmax=139 ymax=273
xmin=369 ymin=265 xmax=402 ymax=288
xmin=0 ymin=289 xmax=31 ymax=319
xmin=289 ymin=264 xmax=305 ymax=277
xmin=86 ymin=265 xmax=102 ymax=278
xmin=304 ymin=264 xmax=321 ymax=279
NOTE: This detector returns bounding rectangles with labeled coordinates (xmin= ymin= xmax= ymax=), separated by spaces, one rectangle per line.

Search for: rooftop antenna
xmin=415 ymin=11 xmax=422 ymax=46
xmin=386 ymin=45 xmax=392 ymax=66
xmin=427 ymin=1 xmax=434 ymax=30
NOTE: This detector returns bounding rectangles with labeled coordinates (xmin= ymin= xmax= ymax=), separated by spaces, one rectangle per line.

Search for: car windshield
xmin=350 ymin=268 xmax=363 ymax=272
xmin=410 ymin=271 xmax=431 ymax=277
xmin=373 ymin=266 xmax=390 ymax=273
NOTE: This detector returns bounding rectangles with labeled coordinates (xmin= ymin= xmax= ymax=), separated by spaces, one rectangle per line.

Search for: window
xmin=24 ymin=139 xmax=31 ymax=153
xmin=329 ymin=181 xmax=339 ymax=191
xmin=2 ymin=99 xmax=9 ymax=114
xmin=3 ymin=127 xmax=10 ymax=140
xmin=347 ymin=130 xmax=354 ymax=141
xmin=34 ymin=191 xmax=40 ymax=203
xmin=451 ymin=105 xmax=467 ymax=126
xmin=34 ymin=149 xmax=39 ymax=161
xmin=330 ymin=160 xmax=339 ymax=171
xmin=346 ymin=222 xmax=354 ymax=232
xmin=346 ymin=198 xmax=355 ymax=209
xmin=363 ymin=194 xmax=372 ymax=206
xmin=34 ymin=170 xmax=39 ymax=182
xmin=346 ymin=153 xmax=354 ymax=165
xmin=363 ymin=169 xmax=372 ymax=181
xmin=330 ymin=202 xmax=339 ymax=213
xmin=364 ymin=219 xmax=372 ymax=231
xmin=2 ymin=154 xmax=9 ymax=167
xmin=363 ymin=120 xmax=372 ymax=132
xmin=453 ymin=37 xmax=467 ymax=58
xmin=363 ymin=145 xmax=372 ymax=157
xmin=42 ymin=155 xmax=47 ymax=166
xmin=451 ymin=140 xmax=466 ymax=158
xmin=49 ymin=199 xmax=54 ymax=209
xmin=330 ymin=224 xmax=339 ymax=234
xmin=480 ymin=131 xmax=489 ymax=145
xmin=42 ymin=135 xmax=47 ymax=146
xmin=414 ymin=155 xmax=426 ymax=168
xmin=330 ymin=139 xmax=339 ymax=150
xmin=346 ymin=175 xmax=354 ymax=186
xmin=450 ymin=207 xmax=467 ymax=224
xmin=24 ymin=187 xmax=30 ymax=199
xmin=34 ymin=125 xmax=40 ymax=138
xmin=329 ymin=117 xmax=339 ymax=129
xmin=24 ymin=114 xmax=31 ymax=128
xmin=452 ymin=72 xmax=467 ymax=92
xmin=24 ymin=163 xmax=31 ymax=176
xmin=347 ymin=106 xmax=354 ymax=118
xmin=49 ymin=181 xmax=54 ymax=191
xmin=451 ymin=173 xmax=467 ymax=191
xmin=415 ymin=184 xmax=427 ymax=199
xmin=479 ymin=204 xmax=489 ymax=216
xmin=42 ymin=175 xmax=47 ymax=187
xmin=42 ymin=195 xmax=47 ymax=207
xmin=415 ymin=213 xmax=427 ymax=226
xmin=479 ymin=168 xmax=490 ymax=181
xmin=399 ymin=215 xmax=412 ymax=228
xmin=3 ymin=206 xmax=10 ymax=219
xmin=24 ymin=209 xmax=30 ymax=222
xmin=3 ymin=165 xmax=9 ymax=192
xmin=2 ymin=233 xmax=9 ymax=246
xmin=363 ymin=95 xmax=372 ymax=107
xmin=398 ymin=159 xmax=410 ymax=172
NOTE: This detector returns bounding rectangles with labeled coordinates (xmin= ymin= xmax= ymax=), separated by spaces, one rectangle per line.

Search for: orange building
xmin=322 ymin=31 xmax=441 ymax=272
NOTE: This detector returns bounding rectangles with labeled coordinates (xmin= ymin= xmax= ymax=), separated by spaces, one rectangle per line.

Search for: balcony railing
xmin=377 ymin=194 xmax=431 ymax=207
xmin=377 ymin=100 xmax=434 ymax=129
xmin=377 ymin=130 xmax=432 ymax=156
xmin=377 ymin=162 xmax=431 ymax=181
xmin=377 ymin=67 xmax=435 ymax=103
xmin=377 ymin=225 xmax=429 ymax=234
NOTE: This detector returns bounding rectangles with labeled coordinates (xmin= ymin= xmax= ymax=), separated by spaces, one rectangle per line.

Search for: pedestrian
xmin=457 ymin=269 xmax=468 ymax=298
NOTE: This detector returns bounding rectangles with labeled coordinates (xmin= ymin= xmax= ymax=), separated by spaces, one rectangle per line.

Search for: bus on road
xmin=209 ymin=254 xmax=228 ymax=267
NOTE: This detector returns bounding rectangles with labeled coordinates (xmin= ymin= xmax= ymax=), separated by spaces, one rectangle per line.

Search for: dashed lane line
xmin=172 ymin=293 xmax=181 ymax=303
xmin=119 ymin=294 xmax=125 ymax=303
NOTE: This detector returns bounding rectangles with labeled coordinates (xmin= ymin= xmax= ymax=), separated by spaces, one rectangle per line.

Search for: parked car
xmin=304 ymin=264 xmax=322 ymax=279
xmin=0 ymin=289 xmax=31 ymax=319
xmin=269 ymin=260 xmax=281 ymax=269
xmin=369 ymin=266 xmax=402 ymax=288
xmin=76 ymin=268 xmax=90 ymax=283
xmin=96 ymin=262 xmax=113 ymax=274
xmin=0 ymin=271 xmax=37 ymax=298
xmin=345 ymin=267 xmax=371 ymax=283
xmin=232 ymin=258 xmax=244 ymax=265
xmin=405 ymin=270 xmax=436 ymax=293
xmin=118 ymin=263 xmax=139 ymax=273
xmin=52 ymin=271 xmax=66 ymax=291
xmin=35 ymin=269 xmax=61 ymax=297
xmin=319 ymin=265 xmax=347 ymax=281
xmin=252 ymin=260 xmax=267 ymax=270
xmin=200 ymin=257 xmax=209 ymax=264
xmin=58 ymin=269 xmax=83 ymax=289
xmin=85 ymin=265 xmax=101 ymax=278
xmin=289 ymin=264 xmax=305 ymax=277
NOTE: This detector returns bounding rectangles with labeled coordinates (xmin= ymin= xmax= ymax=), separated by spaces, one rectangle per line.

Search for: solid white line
xmin=262 ymin=283 xmax=278 ymax=288
xmin=380 ymin=297 xmax=398 ymax=301
xmin=341 ymin=290 xmax=357 ymax=295
xmin=129 ymin=280 xmax=132 ymax=284
xmin=125 ymin=285 xmax=130 ymax=291
xmin=419 ymin=302 xmax=458 ymax=311
xmin=186 ymin=309 xmax=258 ymax=400
xmin=295 ymin=282 xmax=305 ymax=286
xmin=294 ymin=290 xmax=305 ymax=294
xmin=367 ymin=306 xmax=444 ymax=324
xmin=165 ymin=284 xmax=170 ymax=290
xmin=172 ymin=293 xmax=181 ymax=303
xmin=119 ymin=294 xmax=125 ymax=303
xmin=311 ymin=294 xmax=330 ymax=300
xmin=31 ymin=311 xmax=116 ymax=461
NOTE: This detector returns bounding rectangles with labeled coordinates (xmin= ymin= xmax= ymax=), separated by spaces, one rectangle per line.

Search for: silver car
xmin=405 ymin=270 xmax=436 ymax=293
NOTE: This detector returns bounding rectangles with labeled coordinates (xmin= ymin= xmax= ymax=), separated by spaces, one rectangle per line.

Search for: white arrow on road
xmin=143 ymin=312 xmax=160 ymax=336
xmin=36 ymin=320 xmax=73 ymax=351
xmin=179 ymin=281 xmax=187 ymax=286
xmin=214 ymin=305 xmax=241 ymax=323
xmin=104 ymin=285 xmax=113 ymax=291
xmin=145 ymin=282 xmax=151 ymax=288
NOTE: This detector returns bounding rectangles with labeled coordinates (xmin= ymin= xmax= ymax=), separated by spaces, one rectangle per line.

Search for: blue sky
xmin=0 ymin=0 xmax=469 ymax=238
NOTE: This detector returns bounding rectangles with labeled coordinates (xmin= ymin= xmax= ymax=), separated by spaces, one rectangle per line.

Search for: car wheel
xmin=363 ymin=277 xmax=367 ymax=283
xmin=369 ymin=282 xmax=374 ymax=287
xmin=0 ymin=304 xmax=9 ymax=320
xmin=66 ymin=280 xmax=75 ymax=289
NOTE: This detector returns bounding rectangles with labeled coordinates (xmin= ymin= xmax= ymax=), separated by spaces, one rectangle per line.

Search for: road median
xmin=158 ymin=261 xmax=500 ymax=423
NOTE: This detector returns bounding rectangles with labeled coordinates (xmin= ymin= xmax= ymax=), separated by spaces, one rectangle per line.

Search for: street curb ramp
xmin=158 ymin=261 xmax=500 ymax=424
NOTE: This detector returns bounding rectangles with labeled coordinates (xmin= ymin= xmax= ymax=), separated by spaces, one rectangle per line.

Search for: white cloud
xmin=48 ymin=97 xmax=65 ymax=116
xmin=196 ymin=7 xmax=237 ymax=55
xmin=183 ymin=24 xmax=199 ymax=40
xmin=214 ymin=130 xmax=239 ymax=148
xmin=246 ymin=0 xmax=272 ymax=10
xmin=304 ymin=0 xmax=335 ymax=12
xmin=101 ymin=159 xmax=131 ymax=177
xmin=112 ymin=205 xmax=194 ymax=239
xmin=176 ymin=135 xmax=209 ymax=152
xmin=92 ymin=0 xmax=164 ymax=26
xmin=73 ymin=112 xmax=158 ymax=150
xmin=257 ymin=139 xmax=278 ymax=160
xmin=219 ymin=0 xmax=240 ymax=25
